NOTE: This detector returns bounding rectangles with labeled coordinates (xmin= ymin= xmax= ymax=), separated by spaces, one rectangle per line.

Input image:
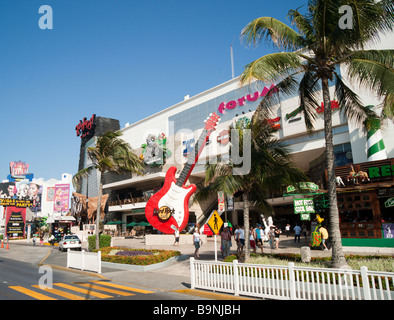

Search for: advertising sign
xmin=0 ymin=182 xmax=41 ymax=209
xmin=5 ymin=206 xmax=26 ymax=238
xmin=227 ymin=196 xmax=234 ymax=211
xmin=53 ymin=184 xmax=70 ymax=212
xmin=10 ymin=161 xmax=29 ymax=178
xmin=382 ymin=223 xmax=394 ymax=239
xmin=218 ymin=191 xmax=225 ymax=213
xmin=287 ymin=182 xmax=319 ymax=194
xmin=0 ymin=182 xmax=16 ymax=198
xmin=384 ymin=197 xmax=394 ymax=208
xmin=294 ymin=198 xmax=315 ymax=214
xmin=0 ymin=198 xmax=33 ymax=207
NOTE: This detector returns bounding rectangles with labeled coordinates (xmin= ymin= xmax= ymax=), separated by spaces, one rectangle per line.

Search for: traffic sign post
xmin=207 ymin=210 xmax=224 ymax=261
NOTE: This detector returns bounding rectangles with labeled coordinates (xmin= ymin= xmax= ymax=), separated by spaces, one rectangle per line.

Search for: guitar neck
xmin=176 ymin=129 xmax=209 ymax=187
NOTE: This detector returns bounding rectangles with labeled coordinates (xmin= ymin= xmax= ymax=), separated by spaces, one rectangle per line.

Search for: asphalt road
xmin=0 ymin=254 xmax=210 ymax=301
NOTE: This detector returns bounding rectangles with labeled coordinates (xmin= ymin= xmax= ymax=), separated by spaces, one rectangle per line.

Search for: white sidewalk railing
xmin=190 ymin=258 xmax=394 ymax=300
xmin=67 ymin=249 xmax=101 ymax=273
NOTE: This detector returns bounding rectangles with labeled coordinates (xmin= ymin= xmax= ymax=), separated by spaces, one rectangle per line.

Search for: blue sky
xmin=0 ymin=0 xmax=307 ymax=181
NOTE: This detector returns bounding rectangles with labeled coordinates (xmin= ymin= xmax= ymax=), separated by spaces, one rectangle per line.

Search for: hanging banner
xmin=294 ymin=198 xmax=315 ymax=214
xmin=218 ymin=191 xmax=225 ymax=213
xmin=227 ymin=196 xmax=234 ymax=211
xmin=300 ymin=213 xmax=311 ymax=221
xmin=287 ymin=182 xmax=319 ymax=194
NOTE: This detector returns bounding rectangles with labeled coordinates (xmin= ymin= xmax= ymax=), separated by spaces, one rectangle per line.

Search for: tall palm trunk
xmin=243 ymin=192 xmax=250 ymax=261
xmin=321 ymin=77 xmax=348 ymax=268
xmin=95 ymin=170 xmax=102 ymax=250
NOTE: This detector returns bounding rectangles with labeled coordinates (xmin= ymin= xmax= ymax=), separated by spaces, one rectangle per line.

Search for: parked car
xmin=58 ymin=235 xmax=82 ymax=252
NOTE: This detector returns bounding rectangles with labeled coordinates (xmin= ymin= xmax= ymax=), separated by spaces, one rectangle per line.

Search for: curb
xmin=172 ymin=289 xmax=254 ymax=300
xmin=101 ymin=254 xmax=189 ymax=272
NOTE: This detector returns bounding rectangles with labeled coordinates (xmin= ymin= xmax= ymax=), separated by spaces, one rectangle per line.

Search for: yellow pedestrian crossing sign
xmin=207 ymin=210 xmax=223 ymax=235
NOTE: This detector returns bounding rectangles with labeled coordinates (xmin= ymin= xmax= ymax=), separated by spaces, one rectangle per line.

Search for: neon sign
xmin=286 ymin=100 xmax=340 ymax=120
xmin=75 ymin=114 xmax=96 ymax=138
xmin=10 ymin=161 xmax=29 ymax=178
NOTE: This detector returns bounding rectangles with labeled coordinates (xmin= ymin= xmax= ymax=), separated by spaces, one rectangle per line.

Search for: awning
xmin=47 ymin=216 xmax=76 ymax=223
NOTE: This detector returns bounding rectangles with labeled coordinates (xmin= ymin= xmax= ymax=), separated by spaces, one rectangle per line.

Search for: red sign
xmin=217 ymin=130 xmax=230 ymax=146
xmin=204 ymin=224 xmax=213 ymax=236
xmin=316 ymin=100 xmax=339 ymax=113
xmin=10 ymin=161 xmax=29 ymax=178
xmin=75 ymin=114 xmax=96 ymax=138
xmin=218 ymin=84 xmax=278 ymax=114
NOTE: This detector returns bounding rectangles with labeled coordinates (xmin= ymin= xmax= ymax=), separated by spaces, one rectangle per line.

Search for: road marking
xmin=31 ymin=285 xmax=86 ymax=300
xmin=54 ymin=283 xmax=113 ymax=299
xmin=91 ymin=281 xmax=154 ymax=294
xmin=9 ymin=286 xmax=57 ymax=300
xmin=78 ymin=283 xmax=135 ymax=296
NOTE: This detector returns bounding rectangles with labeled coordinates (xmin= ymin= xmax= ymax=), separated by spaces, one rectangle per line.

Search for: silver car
xmin=58 ymin=235 xmax=82 ymax=252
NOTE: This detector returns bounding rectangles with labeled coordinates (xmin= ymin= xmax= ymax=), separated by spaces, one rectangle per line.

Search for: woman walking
xmin=193 ymin=228 xmax=201 ymax=258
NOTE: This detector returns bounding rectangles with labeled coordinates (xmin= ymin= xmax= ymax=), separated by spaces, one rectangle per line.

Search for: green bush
xmin=88 ymin=234 xmax=111 ymax=251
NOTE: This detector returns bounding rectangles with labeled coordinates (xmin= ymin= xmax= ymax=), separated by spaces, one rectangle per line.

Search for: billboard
xmin=0 ymin=182 xmax=41 ymax=210
xmin=53 ymin=184 xmax=70 ymax=212
xmin=5 ymin=206 xmax=27 ymax=238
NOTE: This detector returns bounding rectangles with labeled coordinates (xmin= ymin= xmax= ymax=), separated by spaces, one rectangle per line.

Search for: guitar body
xmin=145 ymin=166 xmax=196 ymax=234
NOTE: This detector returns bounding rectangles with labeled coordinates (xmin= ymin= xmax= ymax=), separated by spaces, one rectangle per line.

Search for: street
xmin=0 ymin=254 xmax=207 ymax=300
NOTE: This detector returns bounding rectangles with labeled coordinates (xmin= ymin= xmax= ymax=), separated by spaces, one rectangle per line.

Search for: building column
xmin=231 ymin=210 xmax=238 ymax=226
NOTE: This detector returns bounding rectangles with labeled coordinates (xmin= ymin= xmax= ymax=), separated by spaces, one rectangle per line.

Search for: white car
xmin=58 ymin=235 xmax=82 ymax=252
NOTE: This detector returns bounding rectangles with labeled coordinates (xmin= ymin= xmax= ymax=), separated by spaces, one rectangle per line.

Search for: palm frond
xmin=298 ymin=71 xmax=320 ymax=133
xmin=240 ymin=52 xmax=304 ymax=85
xmin=345 ymin=51 xmax=394 ymax=117
xmin=72 ymin=166 xmax=96 ymax=189
xmin=241 ymin=16 xmax=304 ymax=51
xmin=334 ymin=73 xmax=378 ymax=128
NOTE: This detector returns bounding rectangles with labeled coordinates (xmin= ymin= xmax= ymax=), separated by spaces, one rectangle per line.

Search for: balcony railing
xmin=108 ymin=196 xmax=150 ymax=207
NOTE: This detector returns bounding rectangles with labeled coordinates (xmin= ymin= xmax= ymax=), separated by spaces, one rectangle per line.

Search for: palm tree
xmin=194 ymin=122 xmax=308 ymax=261
xmin=73 ymin=131 xmax=144 ymax=250
xmin=240 ymin=0 xmax=394 ymax=268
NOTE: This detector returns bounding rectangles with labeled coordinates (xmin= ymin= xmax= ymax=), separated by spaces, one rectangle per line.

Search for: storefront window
xmin=334 ymin=143 xmax=353 ymax=167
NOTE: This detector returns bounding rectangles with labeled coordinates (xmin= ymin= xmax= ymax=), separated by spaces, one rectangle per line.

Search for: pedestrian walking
xmin=193 ymin=228 xmax=201 ymax=258
xmin=294 ymin=224 xmax=301 ymax=243
xmin=274 ymin=226 xmax=281 ymax=249
xmin=250 ymin=227 xmax=256 ymax=253
xmin=319 ymin=224 xmax=329 ymax=251
xmin=285 ymin=224 xmax=290 ymax=237
xmin=220 ymin=226 xmax=231 ymax=258
xmin=173 ymin=227 xmax=180 ymax=246
xmin=39 ymin=235 xmax=44 ymax=246
xmin=238 ymin=225 xmax=245 ymax=253
xmin=255 ymin=224 xmax=264 ymax=253
xmin=302 ymin=223 xmax=308 ymax=241
xmin=268 ymin=226 xmax=275 ymax=249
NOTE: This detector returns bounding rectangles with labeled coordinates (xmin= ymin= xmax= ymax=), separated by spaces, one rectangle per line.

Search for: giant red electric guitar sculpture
xmin=145 ymin=113 xmax=220 ymax=234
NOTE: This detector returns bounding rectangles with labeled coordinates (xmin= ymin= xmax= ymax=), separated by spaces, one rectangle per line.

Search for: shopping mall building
xmin=75 ymin=65 xmax=394 ymax=246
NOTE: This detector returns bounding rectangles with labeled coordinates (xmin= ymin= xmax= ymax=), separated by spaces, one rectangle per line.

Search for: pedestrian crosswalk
xmin=9 ymin=280 xmax=155 ymax=300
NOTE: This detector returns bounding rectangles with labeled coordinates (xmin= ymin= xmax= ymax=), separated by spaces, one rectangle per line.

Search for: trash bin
xmin=301 ymin=246 xmax=311 ymax=263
